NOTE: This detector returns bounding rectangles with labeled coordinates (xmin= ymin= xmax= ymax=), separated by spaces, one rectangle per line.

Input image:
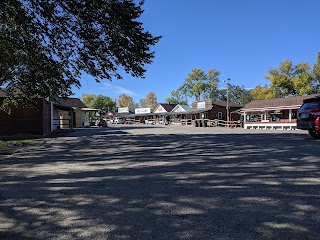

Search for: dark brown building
xmin=191 ymin=100 xmax=243 ymax=121
xmin=0 ymin=89 xmax=87 ymax=137
xmin=0 ymin=91 xmax=52 ymax=136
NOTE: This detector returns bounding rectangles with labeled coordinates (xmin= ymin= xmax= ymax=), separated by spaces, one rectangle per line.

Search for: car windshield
xmin=299 ymin=102 xmax=320 ymax=112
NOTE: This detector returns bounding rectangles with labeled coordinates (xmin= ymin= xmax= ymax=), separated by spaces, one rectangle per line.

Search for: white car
xmin=113 ymin=117 xmax=125 ymax=124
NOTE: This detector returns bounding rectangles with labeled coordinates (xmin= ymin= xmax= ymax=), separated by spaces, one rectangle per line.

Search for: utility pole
xmin=224 ymin=78 xmax=231 ymax=124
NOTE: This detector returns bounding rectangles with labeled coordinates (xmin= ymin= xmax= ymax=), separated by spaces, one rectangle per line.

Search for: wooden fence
xmin=123 ymin=117 xmax=242 ymax=128
xmin=191 ymin=119 xmax=241 ymax=128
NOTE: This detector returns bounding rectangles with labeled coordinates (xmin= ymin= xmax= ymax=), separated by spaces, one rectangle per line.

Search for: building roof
xmin=56 ymin=97 xmax=87 ymax=108
xmin=160 ymin=103 xmax=177 ymax=112
xmin=211 ymin=100 xmax=243 ymax=108
xmin=154 ymin=103 xmax=177 ymax=113
xmin=242 ymin=94 xmax=320 ymax=111
xmin=171 ymin=104 xmax=193 ymax=113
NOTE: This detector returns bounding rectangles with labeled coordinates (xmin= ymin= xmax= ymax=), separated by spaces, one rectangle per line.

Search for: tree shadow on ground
xmin=0 ymin=130 xmax=319 ymax=239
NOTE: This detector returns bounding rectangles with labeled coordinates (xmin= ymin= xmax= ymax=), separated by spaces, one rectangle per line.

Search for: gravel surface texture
xmin=0 ymin=125 xmax=320 ymax=240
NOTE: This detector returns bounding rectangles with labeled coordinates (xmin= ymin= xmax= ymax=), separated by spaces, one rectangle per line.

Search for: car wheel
xmin=308 ymin=129 xmax=320 ymax=139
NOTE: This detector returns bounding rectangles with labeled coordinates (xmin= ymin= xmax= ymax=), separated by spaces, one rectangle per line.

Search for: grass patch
xmin=0 ymin=139 xmax=33 ymax=148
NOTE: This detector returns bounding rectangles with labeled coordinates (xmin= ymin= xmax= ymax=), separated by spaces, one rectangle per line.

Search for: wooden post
xmin=70 ymin=108 xmax=74 ymax=131
xmin=289 ymin=109 xmax=292 ymax=122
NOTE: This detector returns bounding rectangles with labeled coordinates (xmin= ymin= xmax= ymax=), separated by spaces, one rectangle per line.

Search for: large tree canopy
xmin=139 ymin=91 xmax=157 ymax=109
xmin=118 ymin=93 xmax=134 ymax=108
xmin=251 ymin=53 xmax=320 ymax=100
xmin=165 ymin=89 xmax=188 ymax=105
xmin=0 ymin=0 xmax=160 ymax=106
xmin=82 ymin=93 xmax=116 ymax=113
xmin=179 ymin=68 xmax=220 ymax=102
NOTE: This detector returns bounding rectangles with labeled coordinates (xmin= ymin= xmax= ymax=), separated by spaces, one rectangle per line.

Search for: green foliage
xmin=229 ymin=85 xmax=253 ymax=105
xmin=0 ymin=139 xmax=32 ymax=148
xmin=81 ymin=94 xmax=116 ymax=112
xmin=203 ymin=69 xmax=221 ymax=100
xmin=0 ymin=0 xmax=160 ymax=106
xmin=263 ymin=55 xmax=319 ymax=98
xmin=217 ymin=85 xmax=253 ymax=105
xmin=179 ymin=68 xmax=221 ymax=101
xmin=250 ymin=85 xmax=278 ymax=100
xmin=292 ymin=62 xmax=313 ymax=95
xmin=139 ymin=98 xmax=146 ymax=108
xmin=312 ymin=52 xmax=320 ymax=93
xmin=81 ymin=94 xmax=95 ymax=108
xmin=165 ymin=89 xmax=188 ymax=105
xmin=92 ymin=95 xmax=116 ymax=113
xmin=182 ymin=68 xmax=207 ymax=101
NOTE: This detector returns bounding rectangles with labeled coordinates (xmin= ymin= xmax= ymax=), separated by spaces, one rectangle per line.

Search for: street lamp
xmin=224 ymin=78 xmax=231 ymax=124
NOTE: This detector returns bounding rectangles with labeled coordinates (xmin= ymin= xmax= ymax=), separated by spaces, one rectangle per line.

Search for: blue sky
xmin=73 ymin=0 xmax=320 ymax=104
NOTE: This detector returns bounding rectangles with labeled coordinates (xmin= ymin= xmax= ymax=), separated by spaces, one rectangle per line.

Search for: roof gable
xmin=171 ymin=104 xmax=193 ymax=113
xmin=153 ymin=103 xmax=177 ymax=113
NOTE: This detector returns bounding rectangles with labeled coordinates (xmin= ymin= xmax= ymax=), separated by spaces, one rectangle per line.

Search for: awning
xmin=81 ymin=108 xmax=99 ymax=111
xmin=53 ymin=103 xmax=71 ymax=111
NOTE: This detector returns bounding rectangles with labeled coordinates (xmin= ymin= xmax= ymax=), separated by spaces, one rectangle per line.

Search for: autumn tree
xmin=250 ymin=85 xmax=277 ymax=100
xmin=118 ymin=94 xmax=135 ymax=109
xmin=139 ymin=92 xmax=157 ymax=109
xmin=262 ymin=56 xmax=320 ymax=98
xmin=0 ymin=0 xmax=160 ymax=106
xmin=312 ymin=52 xmax=320 ymax=93
xmin=292 ymin=62 xmax=313 ymax=95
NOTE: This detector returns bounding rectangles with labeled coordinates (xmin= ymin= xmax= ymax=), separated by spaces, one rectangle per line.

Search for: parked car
xmin=113 ymin=117 xmax=125 ymax=124
xmin=297 ymin=96 xmax=320 ymax=138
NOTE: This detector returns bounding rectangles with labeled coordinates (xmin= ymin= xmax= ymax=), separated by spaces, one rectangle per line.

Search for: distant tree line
xmin=251 ymin=52 xmax=320 ymax=99
xmin=81 ymin=92 xmax=158 ymax=112
xmin=165 ymin=68 xmax=253 ymax=105
xmin=166 ymin=52 xmax=320 ymax=105
xmin=82 ymin=52 xmax=320 ymax=111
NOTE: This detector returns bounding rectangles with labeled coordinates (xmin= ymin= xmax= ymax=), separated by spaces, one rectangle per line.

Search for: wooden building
xmin=53 ymin=97 xmax=87 ymax=129
xmin=191 ymin=100 xmax=242 ymax=121
xmin=169 ymin=104 xmax=193 ymax=124
xmin=0 ymin=89 xmax=90 ymax=136
xmin=240 ymin=94 xmax=319 ymax=130
xmin=0 ymin=91 xmax=52 ymax=136
xmin=122 ymin=100 xmax=242 ymax=126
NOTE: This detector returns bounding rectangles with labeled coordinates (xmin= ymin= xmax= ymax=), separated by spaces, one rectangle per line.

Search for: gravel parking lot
xmin=1 ymin=125 xmax=320 ymax=240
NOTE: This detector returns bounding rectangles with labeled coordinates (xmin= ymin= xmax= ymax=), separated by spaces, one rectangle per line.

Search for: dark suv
xmin=297 ymin=96 xmax=320 ymax=138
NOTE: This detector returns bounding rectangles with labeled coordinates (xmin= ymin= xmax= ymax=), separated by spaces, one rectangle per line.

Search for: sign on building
xmin=118 ymin=107 xmax=129 ymax=113
xmin=197 ymin=102 xmax=206 ymax=109
xmin=135 ymin=108 xmax=151 ymax=114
